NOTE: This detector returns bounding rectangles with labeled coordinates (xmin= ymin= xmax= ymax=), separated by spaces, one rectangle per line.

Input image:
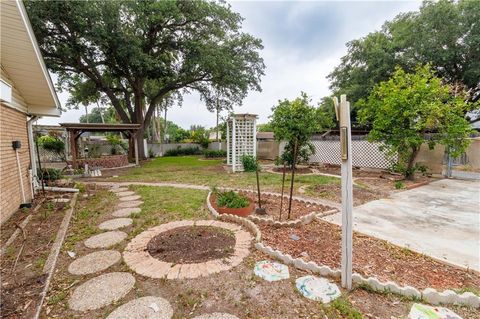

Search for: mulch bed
xmin=0 ymin=193 xmax=73 ymax=319
xmin=239 ymin=191 xmax=332 ymax=221
xmin=272 ymin=167 xmax=313 ymax=174
xmin=260 ymin=219 xmax=480 ymax=290
xmin=311 ymin=183 xmax=383 ymax=206
xmin=147 ymin=226 xmax=235 ymax=263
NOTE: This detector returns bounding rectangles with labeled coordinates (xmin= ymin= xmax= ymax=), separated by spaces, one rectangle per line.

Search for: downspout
xmin=27 ymin=116 xmax=39 ymax=192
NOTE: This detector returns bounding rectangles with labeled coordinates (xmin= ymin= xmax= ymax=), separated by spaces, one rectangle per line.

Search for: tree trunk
xmin=405 ymin=146 xmax=420 ymax=180
xmin=287 ymin=140 xmax=298 ymax=220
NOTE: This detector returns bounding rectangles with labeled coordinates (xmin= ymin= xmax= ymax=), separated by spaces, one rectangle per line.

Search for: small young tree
xmin=270 ymin=92 xmax=332 ymax=218
xmin=358 ymin=65 xmax=474 ymax=180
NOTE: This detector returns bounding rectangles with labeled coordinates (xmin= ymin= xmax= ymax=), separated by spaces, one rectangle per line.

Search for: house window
xmin=0 ymin=79 xmax=12 ymax=103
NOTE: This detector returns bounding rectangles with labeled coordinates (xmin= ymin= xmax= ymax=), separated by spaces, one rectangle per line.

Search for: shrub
xmin=39 ymin=168 xmax=62 ymax=181
xmin=37 ymin=135 xmax=65 ymax=160
xmin=164 ymin=146 xmax=202 ymax=156
xmin=241 ymin=155 xmax=257 ymax=172
xmin=203 ymin=149 xmax=227 ymax=158
xmin=216 ymin=190 xmax=249 ymax=209
xmin=394 ymin=181 xmax=405 ymax=189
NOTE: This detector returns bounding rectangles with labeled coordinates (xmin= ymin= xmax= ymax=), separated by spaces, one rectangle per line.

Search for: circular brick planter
xmin=123 ymin=220 xmax=252 ymax=280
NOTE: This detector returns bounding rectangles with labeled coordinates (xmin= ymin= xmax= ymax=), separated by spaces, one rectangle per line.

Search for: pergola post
xmin=69 ymin=129 xmax=77 ymax=169
xmin=134 ymin=132 xmax=139 ymax=166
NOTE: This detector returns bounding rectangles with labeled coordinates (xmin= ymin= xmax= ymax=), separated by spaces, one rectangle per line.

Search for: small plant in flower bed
xmin=39 ymin=168 xmax=62 ymax=181
xmin=241 ymin=154 xmax=257 ymax=172
xmin=215 ymin=190 xmax=249 ymax=209
xmin=203 ymin=149 xmax=227 ymax=158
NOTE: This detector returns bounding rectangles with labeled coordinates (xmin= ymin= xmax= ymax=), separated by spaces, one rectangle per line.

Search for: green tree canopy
xmin=270 ymin=92 xmax=332 ymax=167
xmin=79 ymin=106 xmax=118 ymax=124
xmin=358 ymin=65 xmax=475 ymax=179
xmin=328 ymin=0 xmax=480 ymax=124
xmin=26 ymin=0 xmax=265 ymax=158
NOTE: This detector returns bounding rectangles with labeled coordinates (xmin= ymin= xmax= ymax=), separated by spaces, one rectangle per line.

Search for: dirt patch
xmin=0 ymin=194 xmax=73 ymax=319
xmin=260 ymin=219 xmax=480 ymax=291
xmin=272 ymin=167 xmax=313 ymax=174
xmin=311 ymin=183 xmax=383 ymax=206
xmin=240 ymin=192 xmax=333 ymax=221
xmin=147 ymin=226 xmax=235 ymax=263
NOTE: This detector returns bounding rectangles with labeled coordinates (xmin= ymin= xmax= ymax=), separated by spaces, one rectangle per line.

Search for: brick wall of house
xmin=0 ymin=104 xmax=32 ymax=225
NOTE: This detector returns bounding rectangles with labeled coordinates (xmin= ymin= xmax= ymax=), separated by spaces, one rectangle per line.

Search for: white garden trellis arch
xmin=226 ymin=113 xmax=257 ymax=172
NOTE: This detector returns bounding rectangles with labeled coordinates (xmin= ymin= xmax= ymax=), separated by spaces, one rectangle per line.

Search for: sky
xmin=39 ymin=0 xmax=421 ymax=129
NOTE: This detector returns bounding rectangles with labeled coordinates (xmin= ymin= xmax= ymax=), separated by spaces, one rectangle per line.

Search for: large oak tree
xmin=26 ymin=0 xmax=265 ymax=158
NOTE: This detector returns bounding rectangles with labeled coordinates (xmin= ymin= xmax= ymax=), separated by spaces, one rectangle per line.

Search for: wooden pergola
xmin=60 ymin=123 xmax=141 ymax=168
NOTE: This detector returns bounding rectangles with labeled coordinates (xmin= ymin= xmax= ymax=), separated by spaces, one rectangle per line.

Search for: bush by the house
xmin=39 ymin=168 xmax=62 ymax=181
xmin=164 ymin=146 xmax=202 ymax=156
xmin=203 ymin=149 xmax=227 ymax=158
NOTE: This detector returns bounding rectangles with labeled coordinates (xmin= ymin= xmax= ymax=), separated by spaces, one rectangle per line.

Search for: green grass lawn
xmin=114 ymin=156 xmax=339 ymax=195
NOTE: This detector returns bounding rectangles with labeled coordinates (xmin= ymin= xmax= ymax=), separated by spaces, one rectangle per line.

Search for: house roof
xmin=0 ymin=0 xmax=60 ymax=116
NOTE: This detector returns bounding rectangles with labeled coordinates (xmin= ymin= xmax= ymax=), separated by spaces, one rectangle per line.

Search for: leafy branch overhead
xmin=26 ymin=0 xmax=265 ymax=157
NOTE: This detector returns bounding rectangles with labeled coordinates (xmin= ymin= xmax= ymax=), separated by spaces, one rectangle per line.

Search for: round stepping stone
xmin=99 ymin=218 xmax=133 ymax=230
xmin=112 ymin=207 xmax=141 ymax=217
xmin=68 ymin=272 xmax=135 ymax=311
xmin=408 ymin=303 xmax=462 ymax=319
xmin=119 ymin=195 xmax=141 ymax=202
xmin=111 ymin=187 xmax=129 ymax=193
xmin=118 ymin=200 xmax=143 ymax=208
xmin=85 ymin=231 xmax=127 ymax=248
xmin=68 ymin=250 xmax=121 ymax=275
xmin=53 ymin=198 xmax=70 ymax=203
xmin=295 ymin=275 xmax=341 ymax=303
xmin=193 ymin=314 xmax=239 ymax=319
xmin=254 ymin=260 xmax=289 ymax=282
xmin=116 ymin=191 xmax=136 ymax=197
xmin=106 ymin=296 xmax=173 ymax=319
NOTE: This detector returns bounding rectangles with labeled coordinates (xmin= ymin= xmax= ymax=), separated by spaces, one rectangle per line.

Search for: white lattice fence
xmin=279 ymin=137 xmax=396 ymax=169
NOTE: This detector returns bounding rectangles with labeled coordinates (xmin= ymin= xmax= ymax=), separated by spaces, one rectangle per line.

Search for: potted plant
xmin=210 ymin=189 xmax=254 ymax=217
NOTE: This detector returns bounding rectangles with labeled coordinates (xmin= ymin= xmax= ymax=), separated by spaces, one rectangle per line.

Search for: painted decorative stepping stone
xmin=111 ymin=187 xmax=128 ymax=193
xmin=295 ymin=275 xmax=341 ymax=303
xmin=106 ymin=296 xmax=173 ymax=319
xmin=84 ymin=231 xmax=127 ymax=249
xmin=68 ymin=250 xmax=121 ymax=275
xmin=193 ymin=313 xmax=240 ymax=319
xmin=253 ymin=260 xmax=289 ymax=282
xmin=112 ymin=207 xmax=141 ymax=217
xmin=408 ymin=303 xmax=462 ymax=319
xmin=118 ymin=200 xmax=143 ymax=208
xmin=99 ymin=218 xmax=133 ymax=230
xmin=68 ymin=272 xmax=135 ymax=311
xmin=119 ymin=195 xmax=141 ymax=202
xmin=116 ymin=191 xmax=136 ymax=197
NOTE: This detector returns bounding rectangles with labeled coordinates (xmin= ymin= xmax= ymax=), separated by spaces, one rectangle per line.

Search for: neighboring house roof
xmin=256 ymin=132 xmax=274 ymax=140
xmin=0 ymin=0 xmax=60 ymax=116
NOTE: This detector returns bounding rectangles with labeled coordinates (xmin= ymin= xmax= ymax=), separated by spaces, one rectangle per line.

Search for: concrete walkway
xmin=323 ymin=179 xmax=480 ymax=271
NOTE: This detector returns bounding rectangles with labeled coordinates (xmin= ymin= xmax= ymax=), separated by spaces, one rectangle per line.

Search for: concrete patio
xmin=323 ymin=179 xmax=480 ymax=271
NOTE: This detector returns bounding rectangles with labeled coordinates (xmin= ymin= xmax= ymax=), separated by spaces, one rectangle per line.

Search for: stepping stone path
xmin=68 ymin=272 xmax=135 ymax=311
xmin=193 ymin=314 xmax=240 ymax=319
xmin=111 ymin=187 xmax=129 ymax=193
xmin=116 ymin=191 xmax=136 ymax=197
xmin=68 ymin=250 xmax=121 ymax=275
xmin=112 ymin=207 xmax=141 ymax=217
xmin=408 ymin=303 xmax=462 ymax=319
xmin=84 ymin=231 xmax=127 ymax=249
xmin=118 ymin=200 xmax=143 ymax=208
xmin=106 ymin=296 xmax=173 ymax=319
xmin=99 ymin=218 xmax=133 ymax=230
xmin=254 ymin=260 xmax=290 ymax=282
xmin=119 ymin=195 xmax=141 ymax=202
xmin=295 ymin=275 xmax=341 ymax=303
xmin=53 ymin=198 xmax=70 ymax=203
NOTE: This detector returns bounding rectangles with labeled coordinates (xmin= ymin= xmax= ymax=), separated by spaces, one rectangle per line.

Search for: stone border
xmin=123 ymin=220 xmax=252 ymax=279
xmin=207 ymin=190 xmax=338 ymax=228
xmin=255 ymin=242 xmax=480 ymax=308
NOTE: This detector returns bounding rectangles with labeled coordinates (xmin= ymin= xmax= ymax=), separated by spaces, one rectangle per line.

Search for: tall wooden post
xmin=334 ymin=94 xmax=353 ymax=290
